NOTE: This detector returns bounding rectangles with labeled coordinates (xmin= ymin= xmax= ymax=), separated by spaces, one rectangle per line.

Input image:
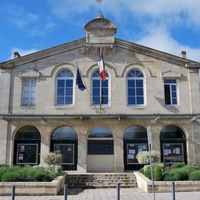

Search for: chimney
xmin=180 ymin=51 xmax=186 ymax=59
xmin=14 ymin=52 xmax=21 ymax=59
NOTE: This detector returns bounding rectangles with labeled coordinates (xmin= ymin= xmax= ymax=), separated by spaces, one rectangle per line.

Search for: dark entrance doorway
xmin=51 ymin=126 xmax=78 ymax=170
xmin=123 ymin=125 xmax=148 ymax=170
xmin=14 ymin=126 xmax=41 ymax=165
xmin=160 ymin=125 xmax=187 ymax=164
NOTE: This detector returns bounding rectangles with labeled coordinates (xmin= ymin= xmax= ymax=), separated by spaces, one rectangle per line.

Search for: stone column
xmin=113 ymin=126 xmax=124 ymax=172
xmin=39 ymin=127 xmax=50 ymax=166
xmin=77 ymin=127 xmax=87 ymax=173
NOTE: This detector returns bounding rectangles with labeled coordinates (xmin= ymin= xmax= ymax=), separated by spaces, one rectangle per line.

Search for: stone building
xmin=0 ymin=14 xmax=200 ymax=172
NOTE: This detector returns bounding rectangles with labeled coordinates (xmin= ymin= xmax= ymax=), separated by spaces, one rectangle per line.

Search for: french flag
xmin=98 ymin=52 xmax=106 ymax=81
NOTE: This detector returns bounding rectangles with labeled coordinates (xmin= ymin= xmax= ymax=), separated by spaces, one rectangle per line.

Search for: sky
xmin=0 ymin=0 xmax=200 ymax=62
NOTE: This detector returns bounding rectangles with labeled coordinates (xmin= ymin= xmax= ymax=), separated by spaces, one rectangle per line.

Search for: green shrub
xmin=143 ymin=165 xmax=150 ymax=172
xmin=154 ymin=165 xmax=163 ymax=181
xmin=171 ymin=162 xmax=185 ymax=169
xmin=163 ymin=165 xmax=191 ymax=181
xmin=0 ymin=166 xmax=59 ymax=182
xmin=139 ymin=168 xmax=144 ymax=174
xmin=45 ymin=165 xmax=62 ymax=176
xmin=43 ymin=153 xmax=62 ymax=165
xmin=0 ymin=167 xmax=10 ymax=181
xmin=0 ymin=166 xmax=22 ymax=181
xmin=136 ymin=151 xmax=160 ymax=164
xmin=20 ymin=167 xmax=43 ymax=181
xmin=144 ymin=168 xmax=152 ymax=179
xmin=1 ymin=171 xmax=21 ymax=182
xmin=189 ymin=170 xmax=200 ymax=180
xmin=32 ymin=171 xmax=52 ymax=182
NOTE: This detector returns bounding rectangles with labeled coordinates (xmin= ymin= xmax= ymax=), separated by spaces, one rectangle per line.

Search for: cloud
xmin=1 ymin=3 xmax=56 ymax=37
xmin=9 ymin=48 xmax=38 ymax=60
xmin=136 ymin=25 xmax=200 ymax=62
xmin=47 ymin=0 xmax=96 ymax=19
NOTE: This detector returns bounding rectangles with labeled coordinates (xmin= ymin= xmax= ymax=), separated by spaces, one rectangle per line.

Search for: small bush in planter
xmin=154 ymin=165 xmax=163 ymax=181
xmin=43 ymin=152 xmax=62 ymax=165
xmin=144 ymin=167 xmax=151 ymax=179
xmin=136 ymin=150 xmax=160 ymax=164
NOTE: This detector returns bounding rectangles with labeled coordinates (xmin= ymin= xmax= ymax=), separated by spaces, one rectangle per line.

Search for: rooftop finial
xmin=96 ymin=0 xmax=103 ymax=14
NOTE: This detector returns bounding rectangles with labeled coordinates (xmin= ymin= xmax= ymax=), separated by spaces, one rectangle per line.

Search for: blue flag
xmin=76 ymin=68 xmax=86 ymax=91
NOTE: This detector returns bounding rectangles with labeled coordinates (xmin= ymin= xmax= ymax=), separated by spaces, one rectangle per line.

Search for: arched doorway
xmin=51 ymin=126 xmax=78 ymax=170
xmin=87 ymin=126 xmax=114 ymax=172
xmin=14 ymin=125 xmax=41 ymax=166
xmin=123 ymin=125 xmax=148 ymax=170
xmin=160 ymin=125 xmax=187 ymax=164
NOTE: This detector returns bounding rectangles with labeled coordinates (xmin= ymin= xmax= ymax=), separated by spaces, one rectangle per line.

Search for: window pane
xmin=57 ymin=80 xmax=64 ymax=87
xmin=93 ymin=97 xmax=100 ymax=104
xmin=65 ymin=97 xmax=72 ymax=104
xmin=66 ymin=80 xmax=73 ymax=87
xmin=57 ymin=97 xmax=64 ymax=105
xmin=66 ymin=88 xmax=73 ymax=95
xmin=102 ymin=80 xmax=108 ymax=87
xmin=93 ymin=80 xmax=100 ymax=87
xmin=128 ymin=80 xmax=135 ymax=87
xmin=172 ymin=85 xmax=176 ymax=91
xmin=128 ymin=97 xmax=135 ymax=105
xmin=137 ymin=97 xmax=144 ymax=104
xmin=164 ymin=85 xmax=171 ymax=104
xmin=172 ymin=99 xmax=177 ymax=104
xmin=102 ymin=88 xmax=108 ymax=95
xmin=164 ymin=80 xmax=176 ymax=84
xmin=58 ymin=88 xmax=64 ymax=96
xmin=88 ymin=140 xmax=114 ymax=155
xmin=136 ymin=80 xmax=143 ymax=87
xmin=136 ymin=88 xmax=143 ymax=95
xmin=30 ymin=98 xmax=35 ymax=105
xmin=128 ymin=88 xmax=135 ymax=95
xmin=93 ymin=88 xmax=99 ymax=96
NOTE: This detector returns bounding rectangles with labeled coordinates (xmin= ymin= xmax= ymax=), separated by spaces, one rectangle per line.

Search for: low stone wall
xmin=0 ymin=174 xmax=66 ymax=196
xmin=134 ymin=172 xmax=200 ymax=193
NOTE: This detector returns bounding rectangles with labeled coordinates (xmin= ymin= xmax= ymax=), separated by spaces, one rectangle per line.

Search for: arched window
xmin=51 ymin=126 xmax=78 ymax=170
xmin=123 ymin=125 xmax=147 ymax=140
xmin=88 ymin=126 xmax=113 ymax=155
xmin=14 ymin=125 xmax=41 ymax=165
xmin=160 ymin=125 xmax=186 ymax=164
xmin=127 ymin=70 xmax=144 ymax=105
xmin=92 ymin=70 xmax=109 ymax=105
xmin=56 ymin=69 xmax=74 ymax=105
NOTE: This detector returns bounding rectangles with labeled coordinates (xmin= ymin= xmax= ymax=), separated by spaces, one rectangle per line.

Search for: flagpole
xmin=99 ymin=47 xmax=102 ymax=113
xmin=106 ymin=62 xmax=127 ymax=107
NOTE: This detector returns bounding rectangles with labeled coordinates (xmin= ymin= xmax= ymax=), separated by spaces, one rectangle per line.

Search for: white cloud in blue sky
xmin=0 ymin=0 xmax=200 ymax=62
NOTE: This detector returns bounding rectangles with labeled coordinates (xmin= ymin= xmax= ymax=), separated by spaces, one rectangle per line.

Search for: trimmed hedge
xmin=189 ymin=170 xmax=200 ymax=181
xmin=0 ymin=165 xmax=62 ymax=182
xmin=140 ymin=163 xmax=200 ymax=181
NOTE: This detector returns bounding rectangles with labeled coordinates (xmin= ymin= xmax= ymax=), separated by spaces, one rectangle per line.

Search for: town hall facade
xmin=0 ymin=14 xmax=200 ymax=172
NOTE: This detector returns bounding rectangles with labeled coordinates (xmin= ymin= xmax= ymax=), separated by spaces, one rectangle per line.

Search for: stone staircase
xmin=65 ymin=173 xmax=138 ymax=189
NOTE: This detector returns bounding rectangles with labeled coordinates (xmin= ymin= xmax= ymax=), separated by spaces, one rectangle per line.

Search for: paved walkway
xmin=0 ymin=188 xmax=200 ymax=200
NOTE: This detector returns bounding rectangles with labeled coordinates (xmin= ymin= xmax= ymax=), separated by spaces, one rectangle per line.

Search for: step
xmin=65 ymin=173 xmax=138 ymax=189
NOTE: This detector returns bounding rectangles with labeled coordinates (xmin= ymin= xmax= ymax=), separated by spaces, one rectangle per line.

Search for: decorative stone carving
xmin=19 ymin=68 xmax=40 ymax=78
xmin=161 ymin=70 xmax=181 ymax=79
xmin=84 ymin=14 xmax=117 ymax=46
